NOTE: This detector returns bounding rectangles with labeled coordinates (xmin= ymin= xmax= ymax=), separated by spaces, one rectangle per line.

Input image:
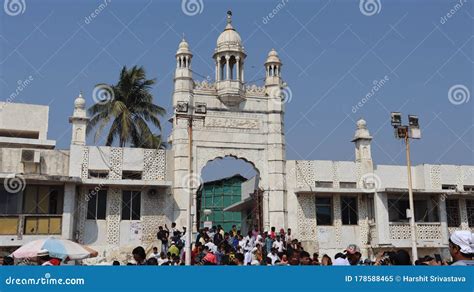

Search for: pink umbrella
xmin=12 ymin=237 xmax=97 ymax=260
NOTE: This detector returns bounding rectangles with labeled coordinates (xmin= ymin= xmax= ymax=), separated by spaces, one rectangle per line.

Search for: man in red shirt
xmin=202 ymin=246 xmax=217 ymax=265
xmin=269 ymin=226 xmax=276 ymax=240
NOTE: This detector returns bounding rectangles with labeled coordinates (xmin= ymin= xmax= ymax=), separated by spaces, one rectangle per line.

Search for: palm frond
xmin=86 ymin=65 xmax=166 ymax=148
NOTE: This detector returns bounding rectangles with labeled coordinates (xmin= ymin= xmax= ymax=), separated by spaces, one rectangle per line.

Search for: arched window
xmin=229 ymin=55 xmax=237 ymax=80
xmin=220 ymin=56 xmax=226 ymax=80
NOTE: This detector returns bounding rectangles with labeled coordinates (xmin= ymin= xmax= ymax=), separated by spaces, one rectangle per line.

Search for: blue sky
xmin=0 ymin=0 xmax=472 ymax=180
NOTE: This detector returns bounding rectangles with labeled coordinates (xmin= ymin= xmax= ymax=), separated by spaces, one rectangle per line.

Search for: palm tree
xmin=87 ymin=65 xmax=166 ymax=149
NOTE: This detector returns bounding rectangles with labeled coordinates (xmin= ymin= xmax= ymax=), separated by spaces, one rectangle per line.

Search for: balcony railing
xmin=0 ymin=214 xmax=62 ymax=236
xmin=389 ymin=222 xmax=442 ymax=241
xmin=216 ymin=80 xmax=245 ymax=106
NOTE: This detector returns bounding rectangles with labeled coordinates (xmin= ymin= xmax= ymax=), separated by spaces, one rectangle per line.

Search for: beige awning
xmin=223 ymin=197 xmax=254 ymax=212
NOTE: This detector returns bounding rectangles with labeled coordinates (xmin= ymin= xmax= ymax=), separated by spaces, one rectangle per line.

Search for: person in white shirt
xmin=205 ymin=240 xmax=218 ymax=253
xmin=207 ymin=227 xmax=215 ymax=240
xmin=244 ymin=248 xmax=253 ymax=265
xmin=267 ymin=248 xmax=280 ymax=265
xmin=170 ymin=222 xmax=178 ymax=234
xmin=157 ymin=252 xmax=169 ymax=265
xmin=333 ymin=253 xmax=350 ymax=266
xmin=286 ymin=228 xmax=293 ymax=245
xmin=151 ymin=247 xmax=160 ymax=259
xmin=238 ymin=235 xmax=247 ymax=250
xmin=272 ymin=236 xmax=285 ymax=253
xmin=244 ymin=231 xmax=255 ymax=248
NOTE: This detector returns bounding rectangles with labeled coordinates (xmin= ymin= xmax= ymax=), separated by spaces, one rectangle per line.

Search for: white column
xmin=218 ymin=58 xmax=222 ymax=81
xmin=374 ymin=192 xmax=390 ymax=244
xmin=438 ymin=195 xmax=449 ymax=245
xmin=61 ymin=183 xmax=76 ymax=239
xmin=225 ymin=55 xmax=230 ymax=80
xmin=215 ymin=59 xmax=218 ymax=81
xmin=459 ymin=198 xmax=469 ymax=229
xmin=236 ymin=56 xmax=240 ymax=81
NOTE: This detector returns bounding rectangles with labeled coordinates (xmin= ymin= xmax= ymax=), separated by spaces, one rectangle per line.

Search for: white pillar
xmin=459 ymin=198 xmax=469 ymax=229
xmin=225 ymin=55 xmax=230 ymax=80
xmin=61 ymin=183 xmax=76 ymax=239
xmin=217 ymin=58 xmax=221 ymax=81
xmin=236 ymin=56 xmax=240 ymax=81
xmin=438 ymin=195 xmax=449 ymax=245
xmin=374 ymin=192 xmax=390 ymax=244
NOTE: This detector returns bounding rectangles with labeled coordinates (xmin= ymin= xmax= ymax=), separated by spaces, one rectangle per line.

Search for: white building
xmin=0 ymin=12 xmax=472 ymax=262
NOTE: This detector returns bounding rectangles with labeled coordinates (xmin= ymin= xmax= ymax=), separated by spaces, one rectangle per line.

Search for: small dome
xmin=74 ymin=92 xmax=86 ymax=108
xmin=356 ymin=118 xmax=367 ymax=129
xmin=352 ymin=118 xmax=372 ymax=141
xmin=217 ymin=27 xmax=242 ymax=46
xmin=265 ymin=49 xmax=281 ymax=64
xmin=176 ymin=38 xmax=192 ymax=55
xmin=215 ymin=11 xmax=243 ymax=53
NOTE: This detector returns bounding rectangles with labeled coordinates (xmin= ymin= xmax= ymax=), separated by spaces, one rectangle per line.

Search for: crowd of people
xmin=126 ymin=224 xmax=474 ymax=266
xmin=1 ymin=224 xmax=471 ymax=266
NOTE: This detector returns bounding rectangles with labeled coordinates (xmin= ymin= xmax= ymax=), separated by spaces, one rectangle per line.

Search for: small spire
xmin=225 ymin=10 xmax=233 ymax=30
xmin=79 ymin=91 xmax=83 ymax=98
xmin=182 ymin=32 xmax=185 ymax=41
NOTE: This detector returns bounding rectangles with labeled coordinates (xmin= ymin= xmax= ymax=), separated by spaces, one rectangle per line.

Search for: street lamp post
xmin=391 ymin=112 xmax=421 ymax=264
xmin=176 ymin=100 xmax=207 ymax=266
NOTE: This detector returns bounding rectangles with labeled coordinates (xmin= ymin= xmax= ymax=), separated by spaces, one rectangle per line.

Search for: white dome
xmin=352 ymin=118 xmax=372 ymax=141
xmin=215 ymin=11 xmax=244 ymax=54
xmin=356 ymin=118 xmax=367 ymax=129
xmin=265 ymin=49 xmax=281 ymax=64
xmin=217 ymin=26 xmax=242 ymax=46
xmin=176 ymin=38 xmax=192 ymax=55
xmin=74 ymin=93 xmax=86 ymax=109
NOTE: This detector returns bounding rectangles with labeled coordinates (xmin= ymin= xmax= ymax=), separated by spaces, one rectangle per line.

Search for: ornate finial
xmin=226 ymin=10 xmax=232 ymax=24
xmin=182 ymin=32 xmax=185 ymax=41
xmin=74 ymin=90 xmax=86 ymax=109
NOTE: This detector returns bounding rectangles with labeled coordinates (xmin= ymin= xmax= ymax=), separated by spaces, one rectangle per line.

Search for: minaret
xmin=173 ymin=37 xmax=193 ymax=110
xmin=352 ymin=119 xmax=373 ymax=163
xmin=171 ymin=38 xmax=194 ymax=228
xmin=352 ymin=118 xmax=374 ymax=182
xmin=265 ymin=49 xmax=282 ymax=87
xmin=264 ymin=48 xmax=287 ymax=229
xmin=69 ymin=92 xmax=89 ymax=146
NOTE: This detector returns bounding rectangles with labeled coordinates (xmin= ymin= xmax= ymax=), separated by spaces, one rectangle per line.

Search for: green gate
xmin=198 ymin=174 xmax=246 ymax=231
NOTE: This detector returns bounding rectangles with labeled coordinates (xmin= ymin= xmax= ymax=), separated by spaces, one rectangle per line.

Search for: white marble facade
xmin=170 ymin=12 xmax=286 ymax=232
